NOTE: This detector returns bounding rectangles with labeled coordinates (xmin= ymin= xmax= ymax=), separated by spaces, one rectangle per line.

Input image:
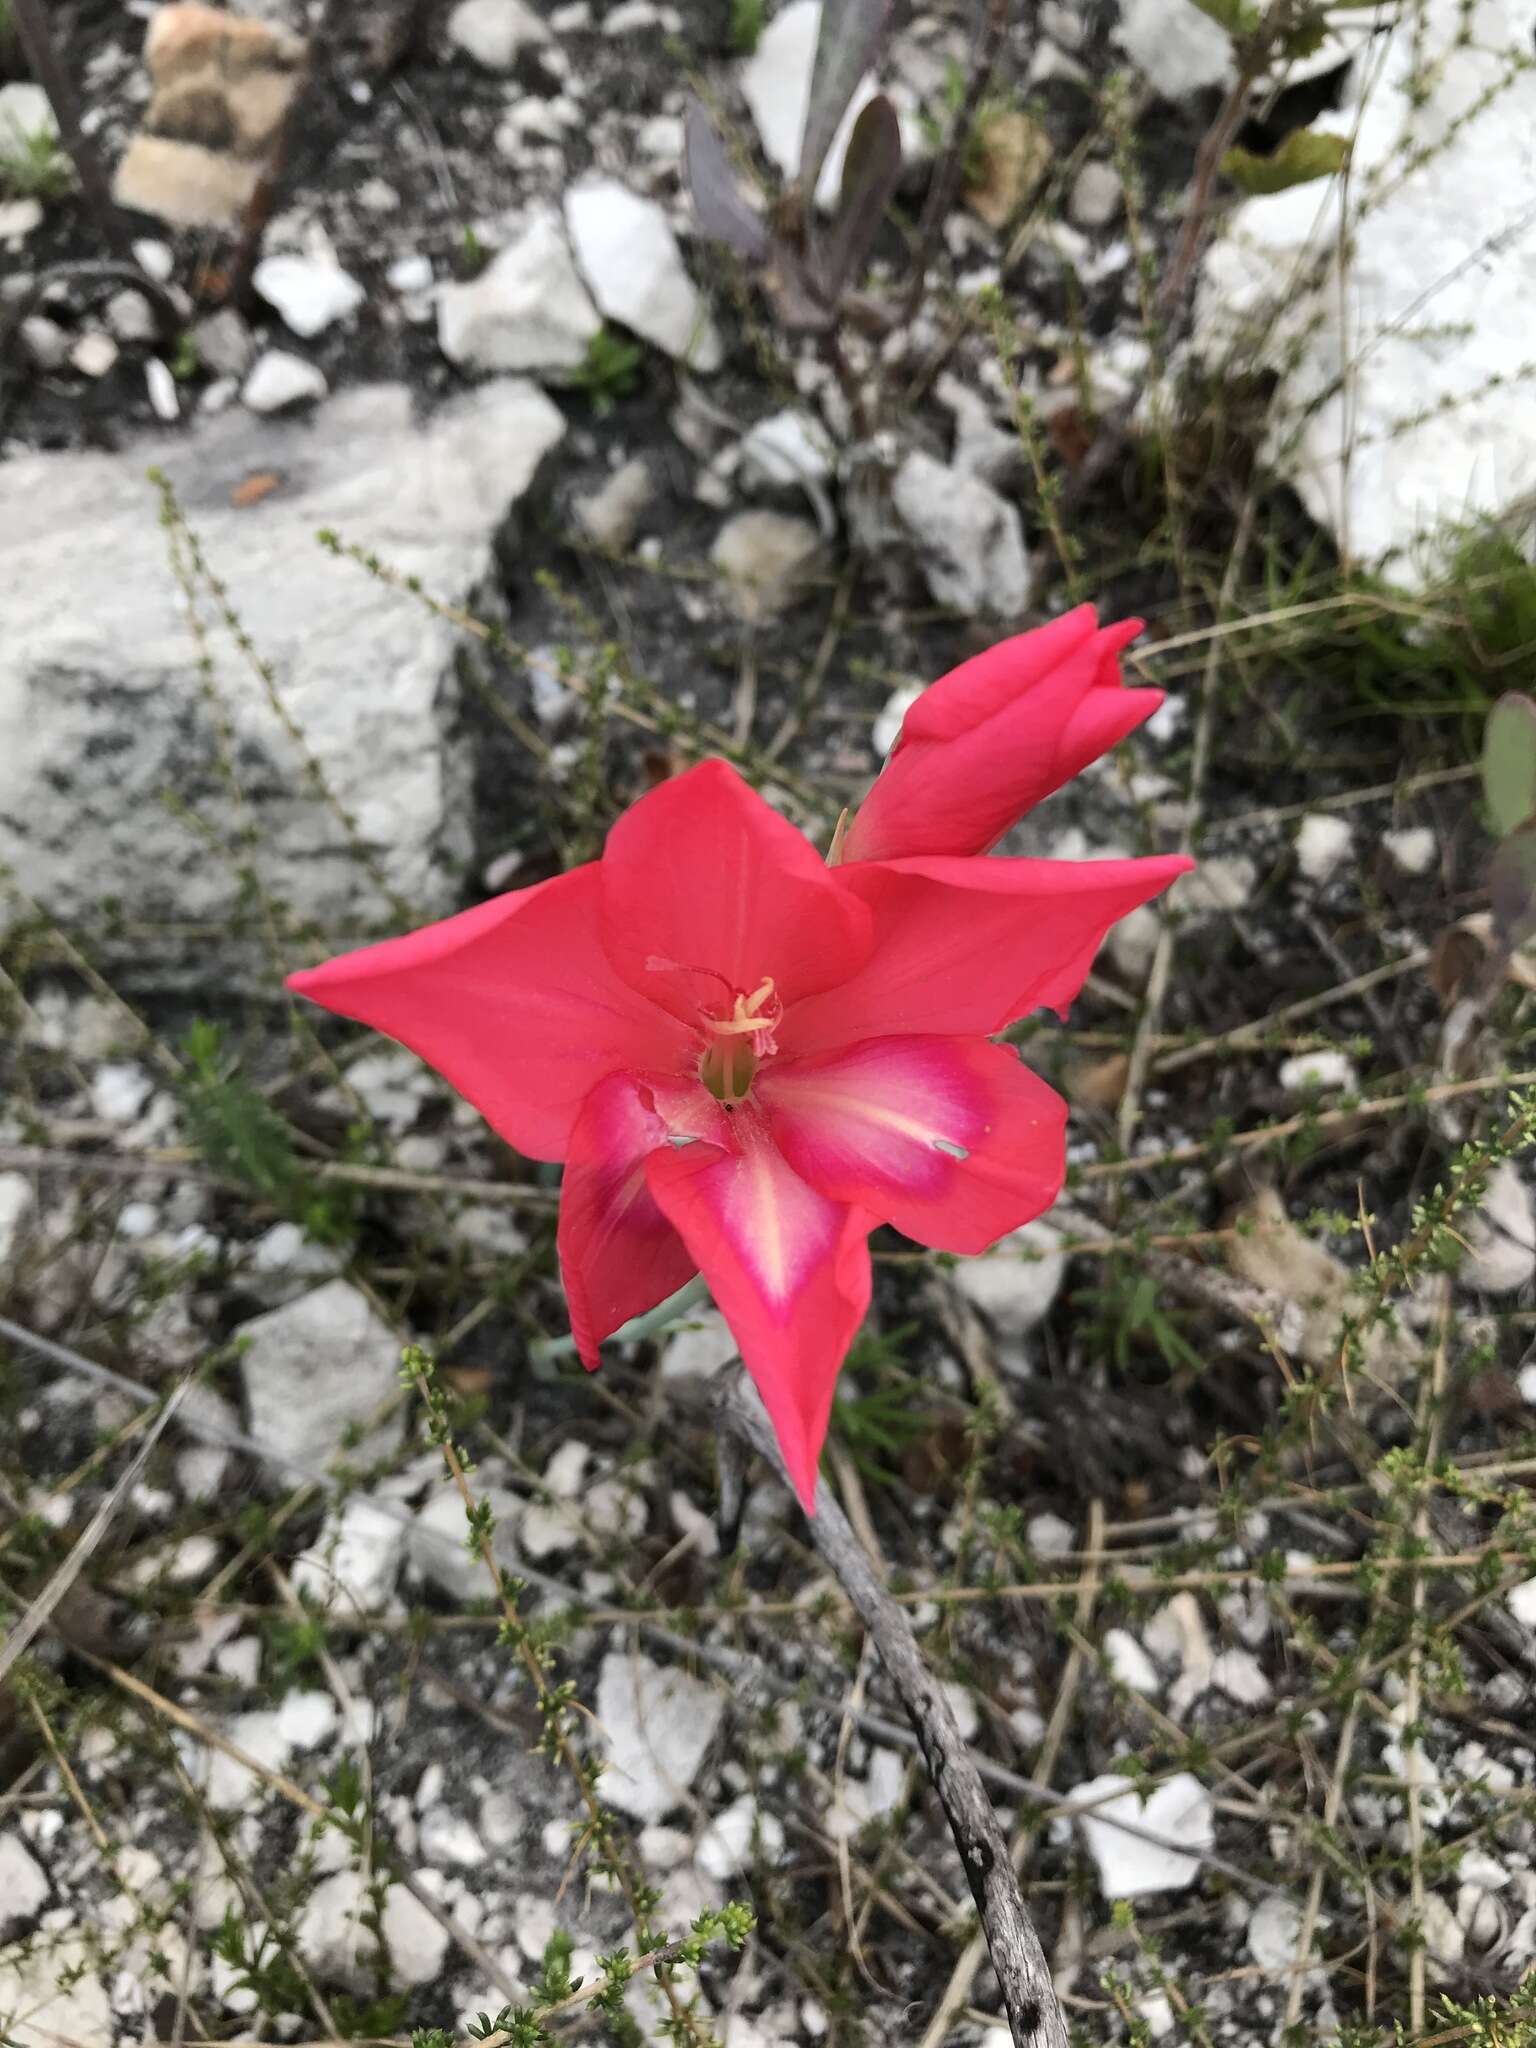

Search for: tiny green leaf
xmin=1483 ymin=691 xmax=1536 ymax=838
xmin=1187 ymin=0 xmax=1261 ymax=33
xmin=1222 ymin=128 xmax=1351 ymax=196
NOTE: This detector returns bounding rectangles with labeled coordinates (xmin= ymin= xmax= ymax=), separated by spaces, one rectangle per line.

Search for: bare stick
xmin=715 ymin=1367 xmax=1068 ymax=2048
xmin=8 ymin=0 xmax=133 ymax=259
xmin=898 ymin=0 xmax=1010 ymax=326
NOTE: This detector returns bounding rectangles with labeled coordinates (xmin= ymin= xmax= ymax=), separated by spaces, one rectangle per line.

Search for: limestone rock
xmin=595 ymin=1651 xmax=725 ymax=1819
xmin=437 ymin=210 xmax=600 ymax=377
xmin=710 ymin=509 xmax=821 ymax=620
xmin=1068 ymin=1770 xmax=1214 ymax=1898
xmin=891 ymin=451 xmax=1031 ymax=617
xmin=235 ymin=1278 xmax=406 ymax=1473
xmin=1196 ymin=0 xmax=1536 ymax=576
xmin=565 ymin=176 xmax=722 ymax=370
xmin=1115 ymin=0 xmax=1234 ymax=98
xmin=253 ymin=255 xmax=365 ymax=339
xmin=0 ymin=382 xmax=560 ymax=966
xmin=447 ymin=0 xmax=552 ymax=69
xmin=242 ymin=348 xmax=328 ymax=412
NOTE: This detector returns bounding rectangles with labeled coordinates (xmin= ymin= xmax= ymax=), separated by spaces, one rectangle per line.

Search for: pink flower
xmin=842 ymin=605 xmax=1162 ymax=863
xmin=288 ymin=761 xmax=1187 ymax=1508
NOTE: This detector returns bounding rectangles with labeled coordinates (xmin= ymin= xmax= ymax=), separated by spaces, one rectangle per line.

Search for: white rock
xmin=1115 ymin=0 xmax=1234 ymax=97
xmin=1278 ymin=1049 xmax=1359 ymax=1097
xmin=0 ymin=383 xmax=554 ymax=960
xmin=70 ymin=332 xmax=119 ymax=379
xmin=0 ymin=1831 xmax=49 ymax=1934
xmin=0 ymin=1172 xmax=35 ymax=1267
xmin=1520 ymin=1362 xmax=1536 ymax=1405
xmin=1384 ymin=826 xmax=1436 ymax=875
xmin=387 ymin=252 xmax=434 ymax=293
xmin=871 ymin=680 xmax=922 ymax=759
xmin=1247 ymin=1894 xmax=1307 ymax=1975
xmin=254 ymin=255 xmax=365 ymax=339
xmin=248 ymin=1219 xmax=346 ymax=1301
xmin=276 ymin=1690 xmax=337 ymax=1748
xmin=236 ymin=1279 xmax=405 ymax=1472
xmin=1070 ymin=160 xmax=1123 ymax=229
xmin=892 ymin=451 xmax=1031 ymax=617
xmin=1104 ymin=1628 xmax=1161 ymax=1695
xmin=106 ymin=289 xmax=159 ymax=345
xmin=419 ymin=1809 xmax=487 ymax=1866
xmin=1027 ymin=1511 xmax=1074 ymax=1558
xmin=205 ymin=1709 xmax=294 ymax=1808
xmin=0 ymin=84 xmax=58 ymax=155
xmin=594 ymin=1651 xmax=725 ymax=1820
xmin=0 ymin=1938 xmax=111 ymax=2048
xmin=437 ymin=210 xmax=600 ymax=376
xmin=740 ymin=0 xmax=878 ymax=209
xmin=242 ymin=349 xmax=328 ymax=412
xmin=292 ymin=1496 xmax=407 ymax=1612
xmin=1197 ymin=0 xmax=1536 ymax=577
xmin=565 ymin=176 xmax=721 ymax=370
xmin=89 ymin=1061 xmax=153 ymax=1125
xmin=952 ymin=1216 xmax=1065 ymax=1336
xmin=935 ymin=373 xmax=1021 ymax=485
xmin=1424 ymin=1892 xmax=1466 ymax=1969
xmin=1296 ymin=811 xmax=1353 ymax=882
xmin=19 ymin=315 xmax=68 ymax=371
xmin=1460 ymin=1163 xmax=1536 ymax=1293
xmin=1509 ymin=1577 xmax=1536 ymax=1628
xmin=544 ymin=1440 xmax=591 ymax=1498
xmin=659 ymin=1307 xmax=739 ymax=1380
xmin=738 ymin=409 xmax=835 ymax=492
xmin=0 ymin=198 xmax=44 ymax=239
xmin=1211 ymin=1648 xmax=1271 ymax=1705
xmin=1068 ymin=1771 xmax=1214 ymax=1898
xmin=710 ymin=509 xmax=821 ymax=620
xmin=297 ymin=1870 xmax=449 ymax=1988
xmin=574 ymin=455 xmax=652 ymax=551
xmin=695 ymin=1793 xmax=785 ymax=1879
xmin=145 ymin=358 xmax=180 ymax=423
xmin=447 ymin=0 xmax=551 ymax=68
xmin=134 ymin=239 xmax=174 ymax=282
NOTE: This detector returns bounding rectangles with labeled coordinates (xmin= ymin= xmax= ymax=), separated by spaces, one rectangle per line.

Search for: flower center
xmin=698 ymin=975 xmax=782 ymax=1103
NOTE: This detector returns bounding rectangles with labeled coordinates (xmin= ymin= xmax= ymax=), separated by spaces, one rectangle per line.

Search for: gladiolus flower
xmin=842 ymin=605 xmax=1162 ymax=863
xmin=288 ymin=760 xmax=1188 ymax=1508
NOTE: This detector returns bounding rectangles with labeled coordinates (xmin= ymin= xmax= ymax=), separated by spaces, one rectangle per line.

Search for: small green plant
xmin=169 ymin=332 xmax=201 ymax=382
xmin=0 ymin=123 xmax=73 ymax=203
xmin=458 ymin=223 xmax=489 ymax=277
xmin=572 ymin=327 xmax=644 ymax=413
xmin=685 ymin=0 xmax=902 ymax=332
xmin=1482 ymin=689 xmax=1536 ymax=954
xmin=1075 ymin=1264 xmax=1205 ymax=1378
xmin=729 ymin=0 xmax=764 ymax=55
xmin=179 ymin=1017 xmax=356 ymax=1242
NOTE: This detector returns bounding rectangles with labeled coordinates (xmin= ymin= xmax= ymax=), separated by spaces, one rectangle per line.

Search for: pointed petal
xmin=759 ymin=1035 xmax=1066 ymax=1254
xmin=600 ymin=759 xmax=872 ymax=1022
xmin=559 ymin=1071 xmax=728 ymax=1368
xmin=288 ymin=866 xmax=692 ymax=1162
xmin=844 ymin=613 xmax=1160 ymax=861
xmin=644 ymin=1106 xmax=872 ymax=1509
xmin=780 ymin=853 xmax=1193 ymax=1054
xmin=903 ymin=606 xmax=1103 ymax=742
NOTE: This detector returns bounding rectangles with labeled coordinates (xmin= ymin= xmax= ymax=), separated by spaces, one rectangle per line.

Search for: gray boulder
xmin=0 ymin=380 xmax=565 ymax=975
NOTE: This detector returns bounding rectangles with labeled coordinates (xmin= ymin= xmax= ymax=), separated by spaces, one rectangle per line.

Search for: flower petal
xmin=780 ymin=853 xmax=1193 ymax=1055
xmin=759 ymin=1035 xmax=1066 ymax=1253
xmin=600 ymin=759 xmax=873 ymax=1021
xmin=845 ymin=612 xmax=1160 ymax=861
xmin=644 ymin=1105 xmax=872 ymax=1509
xmin=559 ymin=1071 xmax=728 ymax=1369
xmin=287 ymin=865 xmax=692 ymax=1162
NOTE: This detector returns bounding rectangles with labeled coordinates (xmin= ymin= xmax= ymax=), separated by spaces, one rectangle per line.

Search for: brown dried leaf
xmin=965 ymin=110 xmax=1050 ymax=229
xmin=232 ymin=470 xmax=282 ymax=508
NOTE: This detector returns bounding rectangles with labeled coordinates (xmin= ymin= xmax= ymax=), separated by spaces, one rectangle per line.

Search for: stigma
xmin=699 ymin=976 xmax=782 ymax=1101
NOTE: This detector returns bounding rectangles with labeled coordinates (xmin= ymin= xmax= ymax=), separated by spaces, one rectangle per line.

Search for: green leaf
xmin=1222 ymin=128 xmax=1351 ymax=196
xmin=1489 ymin=819 xmax=1536 ymax=948
xmin=1483 ymin=692 xmax=1536 ymax=837
xmin=1187 ymin=0 xmax=1261 ymax=33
